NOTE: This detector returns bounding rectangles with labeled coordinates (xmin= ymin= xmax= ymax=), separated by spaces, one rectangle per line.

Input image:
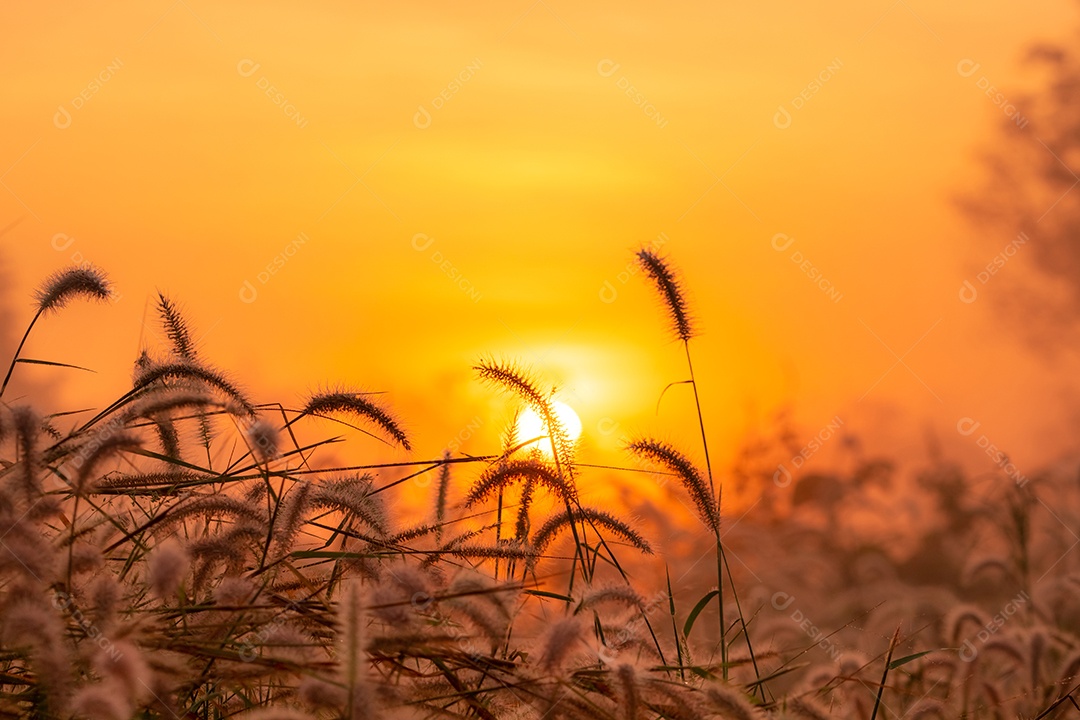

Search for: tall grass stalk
xmin=635 ymin=247 xmax=761 ymax=689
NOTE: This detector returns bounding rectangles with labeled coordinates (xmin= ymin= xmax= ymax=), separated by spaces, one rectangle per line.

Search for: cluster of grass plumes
xmin=4 ymin=260 xmax=1080 ymax=720
xmin=0 ymin=266 xmax=774 ymax=720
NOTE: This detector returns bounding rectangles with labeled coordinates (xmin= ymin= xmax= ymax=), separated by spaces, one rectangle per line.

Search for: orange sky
xmin=1 ymin=0 xmax=1078 ymax=505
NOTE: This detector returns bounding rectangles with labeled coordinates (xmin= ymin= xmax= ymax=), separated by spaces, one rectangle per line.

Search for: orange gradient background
xmin=1 ymin=1 xmax=1077 ymax=513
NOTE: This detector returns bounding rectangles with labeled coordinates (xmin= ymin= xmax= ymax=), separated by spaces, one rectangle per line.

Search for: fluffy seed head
xmin=70 ymin=684 xmax=132 ymax=720
xmin=157 ymin=292 xmax=197 ymax=361
xmin=474 ymin=359 xmax=575 ymax=463
xmin=627 ymin=438 xmax=719 ymax=534
xmin=704 ymin=682 xmax=762 ymax=720
xmin=613 ymin=662 xmax=641 ymax=720
xmin=73 ymin=430 xmax=143 ymax=495
xmin=636 ymin=248 xmax=695 ymax=342
xmin=532 ymin=507 xmax=652 ymax=564
xmin=466 ymin=458 xmax=576 ymax=507
xmin=148 ymin=538 xmax=189 ymax=600
xmin=246 ymin=418 xmax=280 ymax=463
xmin=34 ymin=265 xmax=111 ymax=315
xmin=134 ymin=361 xmax=256 ymax=416
xmin=303 ymin=389 xmax=410 ymax=450
xmin=536 ymin=616 xmax=585 ymax=674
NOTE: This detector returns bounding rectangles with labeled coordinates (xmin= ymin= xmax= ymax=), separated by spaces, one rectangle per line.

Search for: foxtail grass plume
xmin=34 ymin=265 xmax=111 ymax=315
xmin=613 ymin=662 xmax=641 ymax=720
xmin=449 ymin=540 xmax=535 ymax=563
xmin=627 ymin=438 xmax=720 ymax=534
xmin=246 ymin=418 xmax=280 ymax=463
xmin=93 ymin=640 xmax=152 ymax=708
xmin=134 ymin=361 xmax=256 ymax=417
xmin=273 ymin=480 xmax=314 ymax=550
xmin=303 ymin=389 xmax=411 ymax=450
xmin=787 ymin=697 xmax=832 ymax=720
xmin=435 ymin=450 xmax=452 ymax=544
xmin=474 ymin=359 xmax=550 ymax=420
xmin=704 ymin=682 xmax=763 ymax=720
xmin=11 ymin=406 xmax=42 ymax=504
xmin=635 ymin=248 xmax=695 ymax=342
xmin=1 ymin=265 xmax=112 ymax=399
xmin=473 ymin=359 xmax=575 ymax=464
xmin=156 ymin=293 xmax=197 ymax=361
xmin=70 ymin=685 xmax=132 ymax=720
xmin=148 ymin=538 xmax=190 ymax=600
xmin=73 ymin=430 xmax=142 ymax=495
xmin=155 ymin=494 xmax=264 ymax=531
xmin=535 ymin=616 xmax=585 ymax=675
xmin=310 ymin=475 xmax=388 ymax=536
xmin=335 ymin=581 xmax=378 ymax=720
xmin=943 ymin=604 xmax=991 ymax=645
xmin=531 ymin=507 xmax=652 ymax=562
xmin=465 ymin=458 xmax=576 ymax=507
xmin=647 ymin=680 xmax=708 ymax=720
xmin=577 ymin=584 xmax=646 ymax=613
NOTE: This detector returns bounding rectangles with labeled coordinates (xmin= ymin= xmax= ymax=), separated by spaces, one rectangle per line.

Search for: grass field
xmin=0 ymin=252 xmax=1076 ymax=720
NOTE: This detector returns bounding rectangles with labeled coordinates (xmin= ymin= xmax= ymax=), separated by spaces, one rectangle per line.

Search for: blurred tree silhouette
xmin=962 ymin=27 xmax=1080 ymax=335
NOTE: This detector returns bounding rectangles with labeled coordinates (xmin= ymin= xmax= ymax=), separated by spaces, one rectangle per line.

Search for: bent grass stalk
xmin=1 ymin=266 xmax=111 ymax=399
xmin=635 ymin=247 xmax=761 ymax=690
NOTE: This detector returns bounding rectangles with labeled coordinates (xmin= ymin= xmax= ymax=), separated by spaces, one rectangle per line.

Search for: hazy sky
xmin=1 ymin=1 xmax=1077 ymax=498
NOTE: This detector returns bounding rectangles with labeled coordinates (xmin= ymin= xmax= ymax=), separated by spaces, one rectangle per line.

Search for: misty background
xmin=1 ymin=1 xmax=1080 ymax=512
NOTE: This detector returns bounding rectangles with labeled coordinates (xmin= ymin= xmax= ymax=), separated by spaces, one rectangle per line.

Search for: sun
xmin=515 ymin=401 xmax=583 ymax=453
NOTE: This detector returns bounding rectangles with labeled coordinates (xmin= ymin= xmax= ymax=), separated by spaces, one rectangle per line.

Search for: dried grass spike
xmin=35 ymin=265 xmax=111 ymax=314
xmin=246 ymin=418 xmax=280 ymax=463
xmin=578 ymin=584 xmax=646 ymax=613
xmin=636 ymin=248 xmax=695 ymax=342
xmin=156 ymin=292 xmax=197 ymax=361
xmin=627 ymin=438 xmax=719 ymax=534
xmin=531 ymin=507 xmax=652 ymax=564
xmin=613 ymin=662 xmax=641 ymax=720
xmin=148 ymin=538 xmax=189 ymax=600
xmin=73 ymin=430 xmax=143 ymax=494
xmin=134 ymin=361 xmax=255 ymax=416
xmin=704 ymin=682 xmax=762 ymax=720
xmin=436 ymin=450 xmax=451 ymax=534
xmin=536 ymin=616 xmax=584 ymax=674
xmin=466 ymin=458 xmax=575 ymax=507
xmin=303 ymin=389 xmax=410 ymax=450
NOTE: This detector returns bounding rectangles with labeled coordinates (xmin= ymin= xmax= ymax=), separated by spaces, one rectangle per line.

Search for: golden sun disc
xmin=515 ymin=401 xmax=582 ymax=453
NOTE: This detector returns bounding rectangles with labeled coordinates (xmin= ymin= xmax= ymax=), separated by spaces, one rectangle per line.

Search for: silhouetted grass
xmin=0 ymin=262 xmax=1075 ymax=719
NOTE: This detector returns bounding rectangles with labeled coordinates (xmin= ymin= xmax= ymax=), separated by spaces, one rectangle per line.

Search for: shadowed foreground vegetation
xmin=1 ymin=257 xmax=1078 ymax=719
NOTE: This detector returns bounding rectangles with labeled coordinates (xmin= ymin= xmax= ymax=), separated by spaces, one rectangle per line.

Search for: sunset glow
xmin=515 ymin=400 xmax=583 ymax=453
xmin=3 ymin=2 xmax=1080 ymax=717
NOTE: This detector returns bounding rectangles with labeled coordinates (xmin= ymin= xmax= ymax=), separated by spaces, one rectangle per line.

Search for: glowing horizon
xmin=1 ymin=0 xmax=1077 ymax=502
